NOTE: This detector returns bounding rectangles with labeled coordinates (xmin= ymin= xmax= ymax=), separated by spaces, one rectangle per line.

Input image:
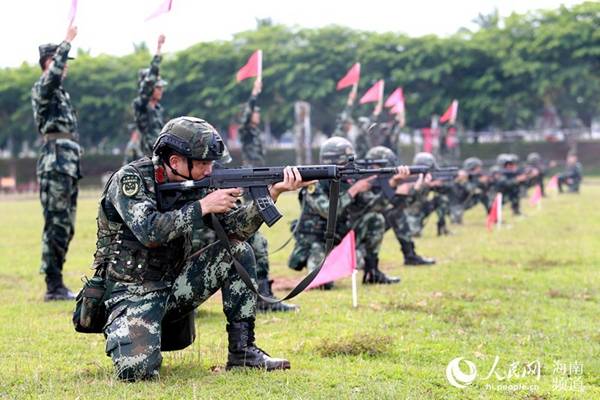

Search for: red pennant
xmin=307 ymin=231 xmax=356 ymax=289
xmin=236 ymin=50 xmax=262 ymax=82
xmin=359 ymin=80 xmax=385 ymax=104
xmin=547 ymin=174 xmax=559 ymax=191
xmin=385 ymin=87 xmax=404 ymax=108
xmin=336 ymin=63 xmax=361 ymax=90
xmin=487 ymin=193 xmax=502 ymax=231
xmin=529 ymin=185 xmax=542 ymax=207
xmin=440 ymin=99 xmax=459 ymax=124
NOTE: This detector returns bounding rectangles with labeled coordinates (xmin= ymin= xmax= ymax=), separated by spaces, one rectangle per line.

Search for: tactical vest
xmin=98 ymin=158 xmax=186 ymax=284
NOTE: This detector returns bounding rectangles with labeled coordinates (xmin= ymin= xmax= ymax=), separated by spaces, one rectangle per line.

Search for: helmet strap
xmin=162 ymin=155 xmax=194 ymax=181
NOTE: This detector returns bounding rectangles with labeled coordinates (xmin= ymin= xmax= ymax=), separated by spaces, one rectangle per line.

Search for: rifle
xmin=157 ymin=159 xmax=433 ymax=226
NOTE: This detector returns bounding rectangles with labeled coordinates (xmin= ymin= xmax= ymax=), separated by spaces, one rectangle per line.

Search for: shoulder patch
xmin=306 ymin=183 xmax=316 ymax=194
xmin=121 ymin=174 xmax=141 ymax=197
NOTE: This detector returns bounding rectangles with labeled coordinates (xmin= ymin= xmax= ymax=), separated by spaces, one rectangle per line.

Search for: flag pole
xmin=351 ymin=270 xmax=358 ymax=308
xmin=497 ymin=193 xmax=503 ymax=228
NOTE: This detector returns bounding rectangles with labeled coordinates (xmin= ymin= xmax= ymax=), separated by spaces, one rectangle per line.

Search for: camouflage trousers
xmin=38 ymin=171 xmax=78 ymax=285
xmin=383 ymin=207 xmax=411 ymax=242
xmin=288 ymin=211 xmax=385 ymax=272
xmin=104 ymin=240 xmax=257 ymax=381
xmin=406 ymin=195 xmax=448 ymax=236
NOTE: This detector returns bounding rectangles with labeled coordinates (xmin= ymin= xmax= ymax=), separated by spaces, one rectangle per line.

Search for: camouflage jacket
xmin=332 ymin=104 xmax=353 ymax=138
xmin=31 ymin=41 xmax=81 ymax=178
xmin=93 ymin=157 xmax=263 ymax=289
xmin=238 ymin=95 xmax=265 ymax=166
xmin=133 ymin=55 xmax=165 ymax=156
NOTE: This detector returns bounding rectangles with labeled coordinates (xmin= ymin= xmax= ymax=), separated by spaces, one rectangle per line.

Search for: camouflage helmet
xmin=413 ymin=152 xmax=437 ymax=169
xmin=138 ymin=68 xmax=167 ymax=87
xmin=463 ymin=157 xmax=483 ymax=172
xmin=153 ymin=116 xmax=225 ymax=161
xmin=320 ymin=137 xmax=354 ymax=165
xmin=365 ymin=146 xmax=398 ymax=166
xmin=38 ymin=43 xmax=74 ymax=69
xmin=526 ymin=152 xmax=541 ymax=164
xmin=507 ymin=153 xmax=520 ymax=164
xmin=496 ymin=153 xmax=510 ymax=166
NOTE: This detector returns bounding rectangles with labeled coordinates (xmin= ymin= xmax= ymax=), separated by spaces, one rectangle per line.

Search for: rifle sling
xmin=210 ymin=179 xmax=341 ymax=304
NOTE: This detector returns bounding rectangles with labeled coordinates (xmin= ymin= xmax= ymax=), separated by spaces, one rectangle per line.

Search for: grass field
xmin=0 ymin=182 xmax=598 ymax=399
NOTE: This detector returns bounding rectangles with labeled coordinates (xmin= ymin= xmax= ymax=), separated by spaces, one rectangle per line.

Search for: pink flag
xmin=422 ymin=128 xmax=433 ymax=152
xmin=236 ymin=50 xmax=262 ymax=82
xmin=359 ymin=80 xmax=385 ymax=104
xmin=67 ymin=0 xmax=78 ymax=25
xmin=337 ymin=63 xmax=361 ymax=90
xmin=529 ymin=185 xmax=542 ymax=207
xmin=307 ymin=231 xmax=356 ymax=289
xmin=390 ymin=100 xmax=405 ymax=114
xmin=385 ymin=87 xmax=404 ymax=108
xmin=487 ymin=193 xmax=502 ymax=231
xmin=547 ymin=174 xmax=559 ymax=191
xmin=145 ymin=0 xmax=173 ymax=22
xmin=440 ymin=99 xmax=459 ymax=124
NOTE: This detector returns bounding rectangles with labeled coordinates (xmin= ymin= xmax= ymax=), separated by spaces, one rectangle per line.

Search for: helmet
xmin=138 ymin=68 xmax=167 ymax=87
xmin=320 ymin=137 xmax=355 ymax=165
xmin=365 ymin=146 xmax=398 ymax=166
xmin=412 ymin=152 xmax=437 ymax=169
xmin=496 ymin=153 xmax=510 ymax=167
xmin=462 ymin=157 xmax=483 ymax=172
xmin=507 ymin=153 xmax=519 ymax=164
xmin=153 ymin=116 xmax=225 ymax=161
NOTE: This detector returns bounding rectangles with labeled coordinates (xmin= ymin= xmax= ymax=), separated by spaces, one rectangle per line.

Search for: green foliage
xmin=0 ymin=2 xmax=599 ymax=149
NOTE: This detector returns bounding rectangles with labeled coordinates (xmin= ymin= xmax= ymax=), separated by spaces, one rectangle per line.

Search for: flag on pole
xmin=487 ymin=193 xmax=503 ymax=231
xmin=385 ymin=87 xmax=404 ymax=108
xmin=336 ymin=63 xmax=361 ymax=90
xmin=439 ymin=99 xmax=459 ymax=124
xmin=547 ymin=174 xmax=559 ymax=191
xmin=67 ymin=0 xmax=78 ymax=25
xmin=359 ymin=80 xmax=385 ymax=104
xmin=236 ymin=50 xmax=262 ymax=82
xmin=307 ymin=231 xmax=356 ymax=289
xmin=529 ymin=185 xmax=543 ymax=207
xmin=421 ymin=128 xmax=433 ymax=152
xmin=145 ymin=0 xmax=173 ymax=22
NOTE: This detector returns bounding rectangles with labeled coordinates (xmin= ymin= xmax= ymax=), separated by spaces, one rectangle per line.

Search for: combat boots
xmin=226 ymin=321 xmax=291 ymax=371
xmin=401 ymin=240 xmax=436 ymax=266
xmin=257 ymin=279 xmax=299 ymax=313
xmin=362 ymin=256 xmax=400 ymax=284
xmin=44 ymin=277 xmax=76 ymax=301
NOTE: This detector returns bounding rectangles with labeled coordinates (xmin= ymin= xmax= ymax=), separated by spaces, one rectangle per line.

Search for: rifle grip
xmin=249 ymin=186 xmax=282 ymax=227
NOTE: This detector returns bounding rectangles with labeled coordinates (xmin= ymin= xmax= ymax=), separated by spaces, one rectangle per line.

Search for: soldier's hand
xmin=200 ymin=188 xmax=241 ymax=214
xmin=270 ymin=167 xmax=311 ymax=202
xmin=157 ymin=34 xmax=166 ymax=54
xmin=65 ymin=25 xmax=78 ymax=43
xmin=389 ymin=165 xmax=410 ymax=187
xmin=252 ymin=77 xmax=262 ymax=96
xmin=348 ymin=175 xmax=376 ymax=197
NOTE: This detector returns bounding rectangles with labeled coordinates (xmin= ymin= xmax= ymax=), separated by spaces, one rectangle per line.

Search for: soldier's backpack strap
xmin=210 ymin=179 xmax=341 ymax=303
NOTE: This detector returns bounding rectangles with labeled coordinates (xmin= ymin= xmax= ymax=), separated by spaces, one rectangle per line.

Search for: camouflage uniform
xmin=558 ymin=162 xmax=583 ymax=193
xmin=123 ymin=131 xmax=144 ymax=165
xmin=238 ymin=95 xmax=265 ymax=167
xmin=133 ymin=55 xmax=165 ymax=156
xmin=332 ymin=104 xmax=354 ymax=139
xmin=31 ymin=41 xmax=81 ymax=298
xmin=354 ymin=116 xmax=375 ymax=159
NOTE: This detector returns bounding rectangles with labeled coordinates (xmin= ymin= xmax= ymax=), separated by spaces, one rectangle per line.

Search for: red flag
xmin=440 ymin=99 xmax=459 ymax=124
xmin=385 ymin=87 xmax=404 ymax=108
xmin=446 ymin=127 xmax=458 ymax=149
xmin=236 ymin=50 xmax=262 ymax=82
xmin=529 ymin=185 xmax=542 ymax=207
xmin=307 ymin=231 xmax=356 ymax=289
xmin=359 ymin=80 xmax=385 ymax=104
xmin=67 ymin=0 xmax=78 ymax=25
xmin=390 ymin=100 xmax=405 ymax=114
xmin=487 ymin=193 xmax=502 ymax=231
xmin=421 ymin=128 xmax=436 ymax=152
xmin=337 ymin=63 xmax=361 ymax=90
xmin=145 ymin=0 xmax=173 ymax=22
xmin=547 ymin=174 xmax=559 ymax=191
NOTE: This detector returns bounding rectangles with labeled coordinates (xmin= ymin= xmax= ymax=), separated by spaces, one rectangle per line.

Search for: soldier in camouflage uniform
xmin=492 ymin=154 xmax=532 ymax=215
xmin=332 ymin=85 xmax=356 ymax=139
xmin=364 ymin=146 xmax=435 ymax=266
xmin=93 ymin=117 xmax=305 ymax=380
xmin=525 ymin=152 xmax=546 ymax=196
xmin=133 ymin=34 xmax=167 ymax=156
xmin=289 ymin=138 xmax=407 ymax=286
xmin=558 ymin=152 xmax=583 ymax=193
xmin=31 ymin=25 xmax=80 ymax=301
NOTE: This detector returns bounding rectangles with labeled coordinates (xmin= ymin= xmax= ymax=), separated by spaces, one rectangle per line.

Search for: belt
xmin=43 ymin=132 xmax=74 ymax=142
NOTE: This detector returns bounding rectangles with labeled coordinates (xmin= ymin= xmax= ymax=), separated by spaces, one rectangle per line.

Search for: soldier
xmin=31 ymin=24 xmax=80 ymax=301
xmin=123 ymin=125 xmax=143 ymax=165
xmin=93 ymin=117 xmax=305 ymax=381
xmin=364 ymin=146 xmax=435 ymax=266
xmin=492 ymin=153 xmax=532 ymax=215
xmin=133 ymin=34 xmax=167 ymax=156
xmin=558 ymin=152 xmax=583 ymax=193
xmin=288 ymin=138 xmax=408 ymax=286
xmin=332 ymin=85 xmax=357 ymax=139
xmin=526 ymin=152 xmax=546 ymax=196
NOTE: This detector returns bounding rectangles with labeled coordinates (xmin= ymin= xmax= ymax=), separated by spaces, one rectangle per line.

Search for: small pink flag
xmin=547 ymin=174 xmax=559 ymax=191
xmin=359 ymin=80 xmax=385 ymax=104
xmin=440 ymin=99 xmax=459 ymax=124
xmin=390 ymin=101 xmax=405 ymax=114
xmin=337 ymin=63 xmax=361 ymax=90
xmin=67 ymin=0 xmax=78 ymax=25
xmin=307 ymin=231 xmax=356 ymax=289
xmin=385 ymin=87 xmax=404 ymax=108
xmin=236 ymin=50 xmax=262 ymax=82
xmin=145 ymin=0 xmax=173 ymax=22
xmin=529 ymin=185 xmax=542 ymax=207
xmin=422 ymin=128 xmax=433 ymax=152
xmin=487 ymin=193 xmax=502 ymax=231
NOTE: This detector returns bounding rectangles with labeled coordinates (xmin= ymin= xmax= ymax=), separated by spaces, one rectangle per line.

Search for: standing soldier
xmin=31 ymin=24 xmax=80 ymax=301
xmin=332 ymin=85 xmax=357 ymax=139
xmin=133 ymin=34 xmax=167 ymax=156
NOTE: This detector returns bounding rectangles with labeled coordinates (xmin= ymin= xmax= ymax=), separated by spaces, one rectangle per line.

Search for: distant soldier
xmin=238 ymin=78 xmax=266 ymax=167
xmin=525 ymin=152 xmax=546 ymax=196
xmin=332 ymin=85 xmax=356 ymax=139
xmin=123 ymin=125 xmax=143 ymax=165
xmin=558 ymin=152 xmax=583 ymax=193
xmin=493 ymin=154 xmax=532 ymax=215
xmin=31 ymin=25 xmax=80 ymax=301
xmin=133 ymin=34 xmax=167 ymax=156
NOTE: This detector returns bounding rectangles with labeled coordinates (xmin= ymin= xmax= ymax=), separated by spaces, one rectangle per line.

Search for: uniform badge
xmin=307 ymin=183 xmax=316 ymax=194
xmin=121 ymin=174 xmax=141 ymax=197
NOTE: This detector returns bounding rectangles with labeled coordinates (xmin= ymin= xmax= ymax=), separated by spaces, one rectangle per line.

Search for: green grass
xmin=0 ymin=184 xmax=598 ymax=399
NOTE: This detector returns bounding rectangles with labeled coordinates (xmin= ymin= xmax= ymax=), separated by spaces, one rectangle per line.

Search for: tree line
xmin=0 ymin=2 xmax=598 ymax=151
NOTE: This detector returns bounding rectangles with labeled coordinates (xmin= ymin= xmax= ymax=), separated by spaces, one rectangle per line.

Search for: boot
xmin=226 ymin=321 xmax=291 ymax=371
xmin=257 ymin=279 xmax=299 ymax=313
xmin=44 ymin=277 xmax=76 ymax=301
xmin=437 ymin=221 xmax=451 ymax=236
xmin=402 ymin=241 xmax=436 ymax=266
xmin=362 ymin=256 xmax=400 ymax=284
